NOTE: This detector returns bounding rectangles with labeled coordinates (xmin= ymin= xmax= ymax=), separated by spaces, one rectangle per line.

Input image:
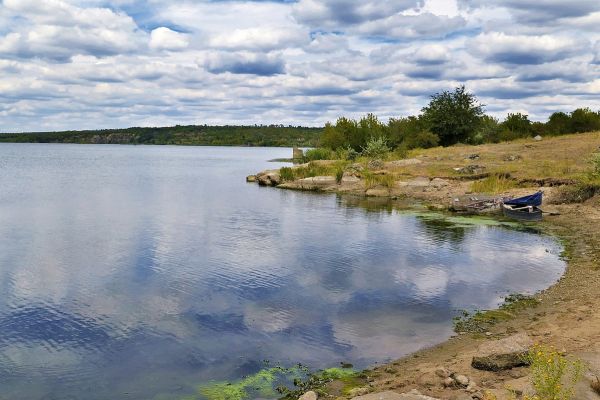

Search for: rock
xmin=341 ymin=175 xmax=361 ymax=184
xmin=430 ymin=178 xmax=449 ymax=189
xmin=471 ymin=333 xmax=533 ymax=371
xmin=434 ymin=367 xmax=451 ymax=378
xmin=385 ymin=159 xmax=422 ymax=168
xmin=503 ymin=154 xmax=522 ymax=162
xmin=299 ymin=391 xmax=318 ymax=400
xmin=345 ymin=164 xmax=364 ymax=177
xmin=466 ymin=383 xmax=478 ymax=393
xmin=443 ymin=377 xmax=455 ymax=388
xmin=534 ymin=135 xmax=543 ymax=141
xmin=246 ymin=175 xmax=257 ymax=183
xmin=295 ymin=176 xmax=338 ymax=190
xmin=366 ymin=188 xmax=390 ymax=197
xmin=368 ymin=159 xmax=385 ymax=170
xmin=348 ymin=387 xmax=371 ymax=397
xmin=351 ymin=390 xmax=440 ymax=400
xmin=453 ymin=374 xmax=470 ymax=387
xmin=401 ymin=176 xmax=431 ymax=188
xmin=465 ymin=154 xmax=480 ymax=160
xmin=454 ymin=165 xmax=486 ymax=175
xmin=257 ymin=171 xmax=281 ymax=186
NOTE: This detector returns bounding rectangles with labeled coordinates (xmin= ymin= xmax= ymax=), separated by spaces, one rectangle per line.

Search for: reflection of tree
xmin=416 ymin=216 xmax=467 ymax=246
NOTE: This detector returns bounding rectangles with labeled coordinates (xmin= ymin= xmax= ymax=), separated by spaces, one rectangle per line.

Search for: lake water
xmin=0 ymin=144 xmax=565 ymax=400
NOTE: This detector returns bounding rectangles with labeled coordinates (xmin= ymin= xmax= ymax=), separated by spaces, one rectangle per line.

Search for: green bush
xmin=404 ymin=130 xmax=439 ymax=149
xmin=280 ymin=167 xmax=296 ymax=182
xmin=361 ymin=137 xmax=390 ymax=159
xmin=304 ymin=148 xmax=333 ymax=161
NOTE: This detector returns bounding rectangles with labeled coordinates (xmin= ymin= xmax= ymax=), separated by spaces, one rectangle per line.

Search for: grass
xmin=392 ymin=131 xmax=600 ymax=182
xmin=281 ymin=161 xmax=348 ymax=182
xmin=471 ymin=174 xmax=519 ymax=194
xmin=363 ymin=171 xmax=396 ymax=189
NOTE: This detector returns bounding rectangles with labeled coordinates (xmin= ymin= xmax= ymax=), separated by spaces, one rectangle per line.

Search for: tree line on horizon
xmin=319 ymin=86 xmax=600 ymax=153
xmin=0 ymin=124 xmax=322 ymax=147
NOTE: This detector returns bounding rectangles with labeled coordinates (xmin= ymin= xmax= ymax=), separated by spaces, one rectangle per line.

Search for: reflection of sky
xmin=0 ymin=144 xmax=566 ymax=400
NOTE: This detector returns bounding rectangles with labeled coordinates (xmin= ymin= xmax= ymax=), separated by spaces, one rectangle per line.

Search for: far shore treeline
xmin=0 ymin=125 xmax=322 ymax=147
xmin=1 ymin=86 xmax=599 ymax=150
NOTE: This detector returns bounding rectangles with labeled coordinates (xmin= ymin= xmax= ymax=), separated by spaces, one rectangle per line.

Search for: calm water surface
xmin=0 ymin=144 xmax=565 ymax=399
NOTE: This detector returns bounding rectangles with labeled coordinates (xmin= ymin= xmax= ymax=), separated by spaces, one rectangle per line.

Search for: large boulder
xmin=296 ymin=176 xmax=338 ymax=191
xmin=471 ymin=333 xmax=533 ymax=371
xmin=256 ymin=171 xmax=281 ymax=186
xmin=351 ymin=390 xmax=440 ymax=400
xmin=299 ymin=391 xmax=318 ymax=400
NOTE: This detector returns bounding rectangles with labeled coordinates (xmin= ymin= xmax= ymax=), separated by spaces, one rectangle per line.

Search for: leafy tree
xmin=320 ymin=122 xmax=345 ymax=149
xmin=421 ymin=85 xmax=484 ymax=146
xmin=474 ymin=115 xmax=501 ymax=144
xmin=569 ymin=108 xmax=600 ymax=133
xmin=547 ymin=112 xmax=571 ymax=135
xmin=501 ymin=112 xmax=532 ymax=139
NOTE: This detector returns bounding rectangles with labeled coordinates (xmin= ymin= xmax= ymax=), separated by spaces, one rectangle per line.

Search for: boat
xmin=502 ymin=191 xmax=543 ymax=221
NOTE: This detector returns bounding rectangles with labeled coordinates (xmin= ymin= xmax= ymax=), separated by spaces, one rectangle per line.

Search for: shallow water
xmin=0 ymin=144 xmax=565 ymax=400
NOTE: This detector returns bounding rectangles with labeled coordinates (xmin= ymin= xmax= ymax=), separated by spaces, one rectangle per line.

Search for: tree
xmin=546 ymin=112 xmax=570 ymax=135
xmin=502 ymin=113 xmax=532 ymax=135
xmin=320 ymin=122 xmax=345 ymax=149
xmin=421 ymin=85 xmax=484 ymax=146
xmin=569 ymin=108 xmax=600 ymax=133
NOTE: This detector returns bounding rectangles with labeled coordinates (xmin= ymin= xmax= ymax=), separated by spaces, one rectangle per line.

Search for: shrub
xmin=279 ymin=167 xmax=296 ymax=182
xmin=361 ymin=137 xmax=390 ymax=159
xmin=523 ymin=344 xmax=583 ymax=400
xmin=404 ymin=130 xmax=440 ymax=149
xmin=591 ymin=153 xmax=600 ymax=178
xmin=304 ymin=148 xmax=333 ymax=161
xmin=335 ymin=146 xmax=359 ymax=161
xmin=335 ymin=166 xmax=344 ymax=183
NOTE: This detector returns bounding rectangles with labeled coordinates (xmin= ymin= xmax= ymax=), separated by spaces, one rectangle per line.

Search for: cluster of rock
xmin=247 ymin=160 xmax=451 ymax=197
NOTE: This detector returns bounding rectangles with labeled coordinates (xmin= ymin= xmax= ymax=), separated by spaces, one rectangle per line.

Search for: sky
xmin=0 ymin=0 xmax=599 ymax=132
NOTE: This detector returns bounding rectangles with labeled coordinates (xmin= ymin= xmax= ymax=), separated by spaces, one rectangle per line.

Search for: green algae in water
xmin=193 ymin=367 xmax=358 ymax=400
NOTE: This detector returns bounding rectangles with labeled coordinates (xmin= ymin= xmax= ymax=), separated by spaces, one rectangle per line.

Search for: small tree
xmin=501 ymin=113 xmax=532 ymax=139
xmin=421 ymin=85 xmax=484 ymax=146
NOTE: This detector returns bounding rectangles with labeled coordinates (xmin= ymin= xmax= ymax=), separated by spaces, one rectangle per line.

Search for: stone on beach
xmin=299 ymin=390 xmax=318 ymax=400
xmin=351 ymin=389 xmax=440 ymax=400
xmin=471 ymin=333 xmax=533 ymax=371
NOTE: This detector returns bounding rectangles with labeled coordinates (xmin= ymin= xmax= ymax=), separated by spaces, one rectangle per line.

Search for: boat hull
xmin=502 ymin=204 xmax=543 ymax=221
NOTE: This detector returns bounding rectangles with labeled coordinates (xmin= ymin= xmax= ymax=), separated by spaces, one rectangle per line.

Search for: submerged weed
xmin=453 ymin=293 xmax=539 ymax=333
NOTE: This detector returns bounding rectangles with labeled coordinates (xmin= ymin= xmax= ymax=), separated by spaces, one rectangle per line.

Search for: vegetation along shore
xmin=245 ymin=89 xmax=600 ymax=400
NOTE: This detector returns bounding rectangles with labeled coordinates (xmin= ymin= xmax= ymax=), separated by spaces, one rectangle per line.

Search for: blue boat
xmin=502 ymin=191 xmax=543 ymax=221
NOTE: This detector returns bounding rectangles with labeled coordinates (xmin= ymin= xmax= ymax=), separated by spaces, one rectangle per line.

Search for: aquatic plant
xmin=192 ymin=366 xmax=362 ymax=400
xmin=453 ymin=293 xmax=539 ymax=333
xmin=197 ymin=366 xmax=305 ymax=400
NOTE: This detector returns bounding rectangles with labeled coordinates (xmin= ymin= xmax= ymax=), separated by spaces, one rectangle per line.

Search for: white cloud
xmin=149 ymin=27 xmax=188 ymax=51
xmin=0 ymin=0 xmax=598 ymax=130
